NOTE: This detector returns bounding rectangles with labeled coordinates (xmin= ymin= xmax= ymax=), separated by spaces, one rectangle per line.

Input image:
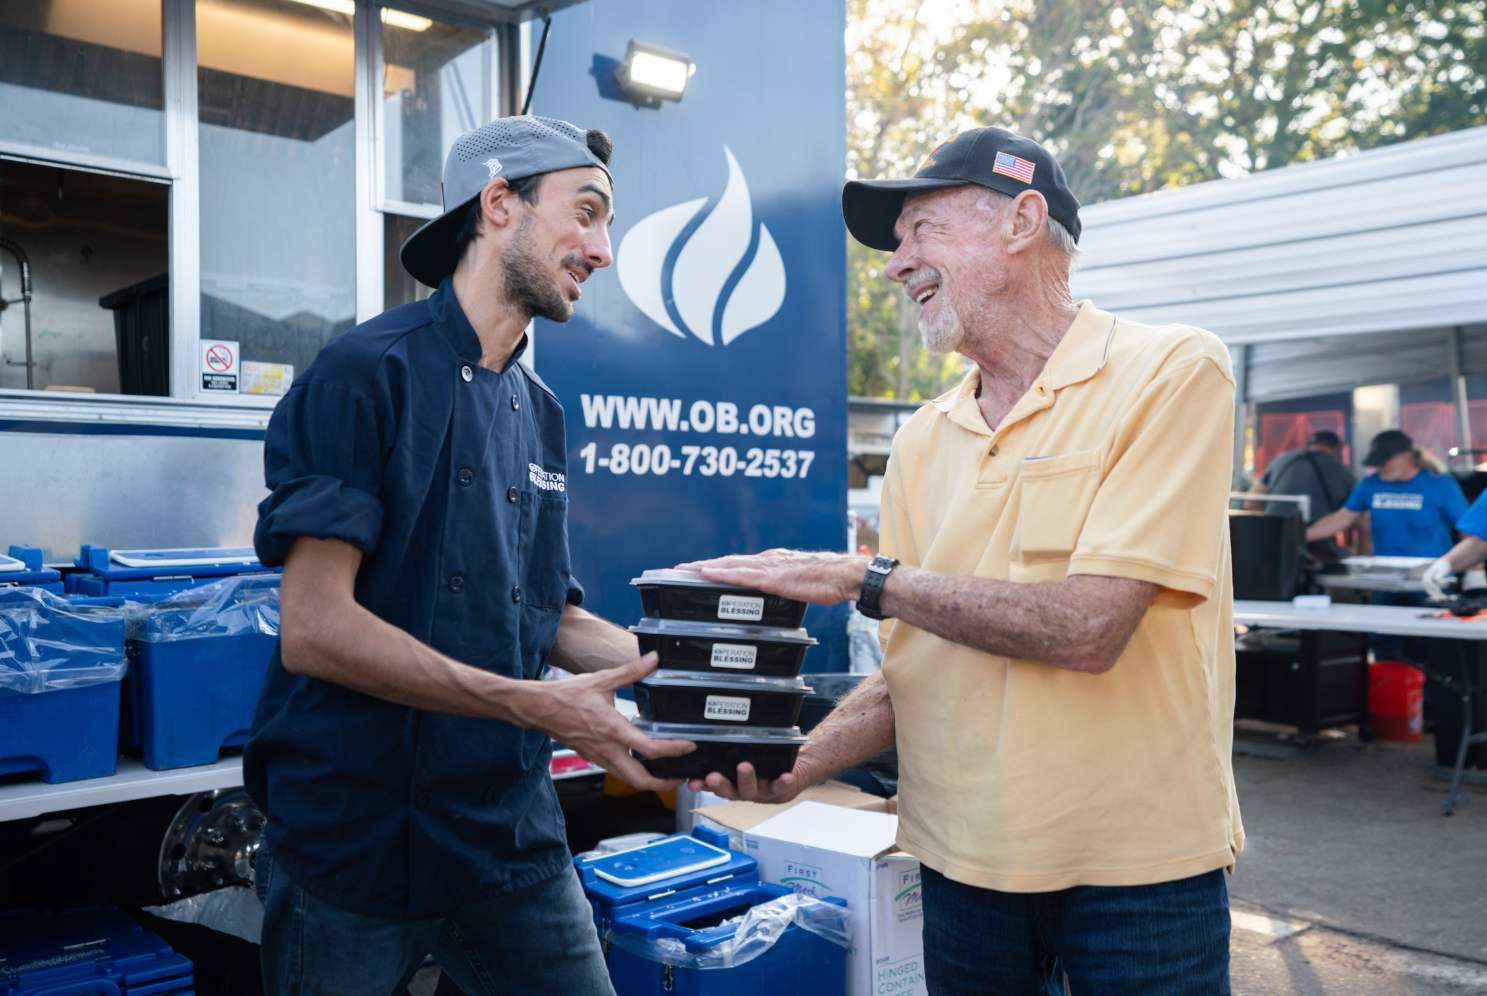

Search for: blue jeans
xmin=256 ymin=845 xmax=614 ymax=996
xmin=920 ymin=867 xmax=1230 ymax=996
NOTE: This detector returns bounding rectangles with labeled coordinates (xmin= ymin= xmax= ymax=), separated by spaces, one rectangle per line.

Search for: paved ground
xmin=1227 ymin=723 xmax=1487 ymax=994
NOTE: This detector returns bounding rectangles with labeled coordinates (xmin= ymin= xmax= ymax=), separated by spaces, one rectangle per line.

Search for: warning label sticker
xmin=201 ymin=339 xmax=240 ymax=393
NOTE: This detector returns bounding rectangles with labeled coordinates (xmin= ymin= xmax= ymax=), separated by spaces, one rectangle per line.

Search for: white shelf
xmin=0 ymin=757 xmax=244 ymax=823
xmin=0 ymin=751 xmax=603 ymax=824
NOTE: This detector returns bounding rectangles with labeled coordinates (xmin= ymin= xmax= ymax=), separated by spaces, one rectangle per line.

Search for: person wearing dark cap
xmin=245 ymin=116 xmax=691 ymax=996
xmin=1305 ymin=429 xmax=1467 ymax=560
xmin=1249 ymin=430 xmax=1356 ymax=555
xmin=677 ymin=127 xmax=1241 ymax=993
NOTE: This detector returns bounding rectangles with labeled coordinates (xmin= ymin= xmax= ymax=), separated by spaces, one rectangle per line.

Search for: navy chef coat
xmin=245 ymin=279 xmax=582 ymax=918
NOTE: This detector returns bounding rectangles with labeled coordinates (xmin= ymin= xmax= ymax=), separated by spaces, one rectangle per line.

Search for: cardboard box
xmin=700 ymin=799 xmax=926 ymax=996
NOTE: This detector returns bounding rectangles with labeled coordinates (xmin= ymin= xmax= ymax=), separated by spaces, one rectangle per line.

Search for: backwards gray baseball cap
xmin=400 ymin=114 xmax=613 ymax=288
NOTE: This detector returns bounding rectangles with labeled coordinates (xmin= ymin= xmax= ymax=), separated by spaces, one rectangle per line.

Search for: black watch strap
xmin=858 ymin=555 xmax=899 ymax=620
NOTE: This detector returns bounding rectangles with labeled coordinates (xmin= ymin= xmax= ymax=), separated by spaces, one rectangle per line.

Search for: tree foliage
xmin=846 ymin=0 xmax=1487 ymax=399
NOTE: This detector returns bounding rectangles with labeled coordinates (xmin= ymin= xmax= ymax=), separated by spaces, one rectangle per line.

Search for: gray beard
xmin=919 ymin=305 xmax=966 ymax=354
xmin=504 ymin=215 xmax=573 ymax=324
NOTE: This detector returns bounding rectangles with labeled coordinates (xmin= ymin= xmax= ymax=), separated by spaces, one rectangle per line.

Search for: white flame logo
xmin=616 ymin=146 xmax=786 ymax=346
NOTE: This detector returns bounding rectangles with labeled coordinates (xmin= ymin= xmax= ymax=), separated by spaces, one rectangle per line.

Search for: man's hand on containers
xmin=519 ymin=652 xmax=693 ymax=793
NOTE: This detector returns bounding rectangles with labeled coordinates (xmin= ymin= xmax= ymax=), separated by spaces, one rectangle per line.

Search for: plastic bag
xmin=0 ymin=586 xmax=127 ymax=693
xmin=145 ymin=886 xmax=263 ymax=944
xmin=126 ymin=574 xmax=280 ymax=643
xmin=606 ymin=892 xmax=849 ymax=971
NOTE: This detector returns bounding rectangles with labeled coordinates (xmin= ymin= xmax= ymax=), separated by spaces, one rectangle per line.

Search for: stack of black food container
xmin=629 ymin=569 xmax=816 ymax=781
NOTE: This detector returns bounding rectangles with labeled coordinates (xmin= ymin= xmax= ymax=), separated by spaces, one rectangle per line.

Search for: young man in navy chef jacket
xmin=245 ymin=116 xmax=692 ymax=996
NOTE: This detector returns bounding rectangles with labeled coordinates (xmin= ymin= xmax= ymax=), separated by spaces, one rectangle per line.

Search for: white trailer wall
xmin=1070 ymin=126 xmax=1487 ymax=406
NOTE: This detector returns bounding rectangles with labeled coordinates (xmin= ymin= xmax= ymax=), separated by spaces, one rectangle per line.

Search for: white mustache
xmin=905 ymin=269 xmax=942 ymax=297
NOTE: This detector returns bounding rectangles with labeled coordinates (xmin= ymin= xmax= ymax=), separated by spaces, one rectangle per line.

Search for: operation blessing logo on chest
xmin=1373 ymin=492 xmax=1424 ymax=511
xmin=529 ymin=464 xmax=566 ymax=493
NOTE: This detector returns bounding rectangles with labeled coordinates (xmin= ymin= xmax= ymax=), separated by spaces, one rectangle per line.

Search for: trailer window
xmin=196 ymin=0 xmax=357 ymax=384
xmin=382 ymin=14 xmax=491 ymax=210
xmin=380 ymin=11 xmax=492 ymax=308
xmin=0 ymin=160 xmax=169 ymax=394
xmin=0 ymin=0 xmax=166 ymax=168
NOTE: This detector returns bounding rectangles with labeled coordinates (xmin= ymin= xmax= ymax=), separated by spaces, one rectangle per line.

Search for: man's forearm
xmin=1447 ymin=536 xmax=1487 ymax=573
xmin=795 ymin=672 xmax=896 ymax=786
xmin=548 ymin=604 xmax=640 ymax=674
xmin=282 ymin=600 xmax=535 ymax=724
xmin=878 ymin=567 xmax=1155 ymax=673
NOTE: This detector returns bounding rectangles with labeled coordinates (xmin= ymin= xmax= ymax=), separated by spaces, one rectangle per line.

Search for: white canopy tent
xmin=1071 ymin=126 xmax=1487 ymax=465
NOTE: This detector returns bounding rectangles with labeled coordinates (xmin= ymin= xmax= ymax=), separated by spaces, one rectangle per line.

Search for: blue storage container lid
xmin=0 ymin=546 xmax=62 ymax=588
xmin=577 ymin=828 xmax=758 ymax=910
xmin=74 ymin=544 xmax=267 ymax=581
xmin=0 ymin=587 xmax=127 ymax=694
xmin=126 ymin=574 xmax=279 ymax=643
xmin=0 ymin=907 xmax=192 ymax=994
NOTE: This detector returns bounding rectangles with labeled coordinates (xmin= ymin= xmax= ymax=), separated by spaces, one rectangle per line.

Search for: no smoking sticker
xmin=201 ymin=339 xmax=240 ymax=393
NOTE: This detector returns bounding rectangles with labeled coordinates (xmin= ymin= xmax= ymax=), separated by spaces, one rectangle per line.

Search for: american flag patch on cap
xmin=992 ymin=151 xmax=1036 ymax=183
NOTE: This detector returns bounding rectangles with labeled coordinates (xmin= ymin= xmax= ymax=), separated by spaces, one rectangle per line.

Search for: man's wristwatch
xmin=857 ymin=555 xmax=899 ymax=620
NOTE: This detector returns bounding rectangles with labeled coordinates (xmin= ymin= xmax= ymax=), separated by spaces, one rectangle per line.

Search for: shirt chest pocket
xmin=519 ymin=490 xmax=573 ymax=611
xmin=1011 ymin=448 xmax=1102 ymax=570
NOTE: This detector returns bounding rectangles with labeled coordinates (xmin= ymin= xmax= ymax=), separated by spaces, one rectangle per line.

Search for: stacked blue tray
xmin=67 ymin=544 xmax=272 ymax=597
xmin=577 ymin=825 xmax=849 ymax=996
xmin=0 ymin=546 xmax=63 ymax=593
xmin=0 ymin=588 xmax=127 ymax=784
xmin=0 ymin=907 xmax=192 ymax=994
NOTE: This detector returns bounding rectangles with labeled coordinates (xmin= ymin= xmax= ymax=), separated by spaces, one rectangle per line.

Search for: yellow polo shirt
xmin=879 ymin=301 xmax=1243 ymax=893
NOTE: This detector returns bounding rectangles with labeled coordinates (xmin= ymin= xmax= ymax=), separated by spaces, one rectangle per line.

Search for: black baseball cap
xmin=1363 ymin=429 xmax=1414 ymax=467
xmin=842 ymin=127 xmax=1081 ymax=252
xmin=1308 ymin=430 xmax=1343 ymax=448
xmin=400 ymin=115 xmax=612 ymax=288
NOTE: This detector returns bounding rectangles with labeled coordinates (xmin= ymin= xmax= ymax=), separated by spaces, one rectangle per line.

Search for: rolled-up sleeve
xmin=1068 ymin=355 xmax=1235 ymax=608
xmin=254 ymin=382 xmax=386 ymax=567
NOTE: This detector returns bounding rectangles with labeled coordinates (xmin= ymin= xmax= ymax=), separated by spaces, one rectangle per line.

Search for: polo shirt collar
xmin=432 ymin=279 xmax=529 ymax=374
xmin=1043 ymin=301 xmax=1118 ymax=391
xmin=929 ymin=301 xmax=1117 ymax=436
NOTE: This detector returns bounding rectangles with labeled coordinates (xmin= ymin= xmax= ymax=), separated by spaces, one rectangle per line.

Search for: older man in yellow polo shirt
xmin=682 ymin=127 xmax=1242 ymax=996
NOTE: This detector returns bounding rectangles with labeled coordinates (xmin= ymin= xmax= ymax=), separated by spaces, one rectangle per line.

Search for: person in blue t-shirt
xmin=1306 ymin=429 xmax=1467 ymax=559
xmin=1422 ymin=490 xmax=1487 ymax=599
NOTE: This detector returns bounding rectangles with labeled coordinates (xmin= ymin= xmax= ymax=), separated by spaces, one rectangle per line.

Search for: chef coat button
xmin=414 ymin=791 xmax=430 ymax=810
xmin=449 ymin=574 xmax=465 ymax=594
xmin=510 ymin=394 xmax=520 ymax=411
xmin=457 ymin=467 xmax=475 ymax=487
xmin=507 ymin=486 xmax=519 ymax=503
xmin=460 ymin=364 xmax=474 ymax=383
xmin=511 ymin=585 xmax=522 ymax=604
xmin=990 ymin=446 xmax=998 ymax=457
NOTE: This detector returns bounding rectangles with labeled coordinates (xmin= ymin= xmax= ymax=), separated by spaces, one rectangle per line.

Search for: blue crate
xmin=67 ymin=544 xmax=273 ymax=596
xmin=0 ymin=589 xmax=127 ymax=784
xmin=0 ymin=907 xmax=192 ymax=995
xmin=0 ymin=545 xmax=63 ymax=593
xmin=578 ymin=827 xmax=849 ymax=996
xmin=606 ymin=883 xmax=849 ymax=996
xmin=123 ymin=575 xmax=279 ymax=770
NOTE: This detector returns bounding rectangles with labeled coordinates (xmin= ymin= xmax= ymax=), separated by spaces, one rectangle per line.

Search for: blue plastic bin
xmin=67 ymin=543 xmax=272 ymax=596
xmin=578 ymin=827 xmax=849 ymax=996
xmin=123 ymin=575 xmax=279 ymax=769
xmin=0 ymin=545 xmax=63 ymax=593
xmin=0 ymin=588 xmax=127 ymax=784
xmin=0 ymin=907 xmax=193 ymax=994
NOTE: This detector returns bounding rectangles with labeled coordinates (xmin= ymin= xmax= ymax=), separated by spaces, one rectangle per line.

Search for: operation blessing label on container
xmin=710 ymin=642 xmax=758 ymax=669
xmin=717 ymin=594 xmax=764 ymax=622
xmin=703 ymin=694 xmax=752 ymax=722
